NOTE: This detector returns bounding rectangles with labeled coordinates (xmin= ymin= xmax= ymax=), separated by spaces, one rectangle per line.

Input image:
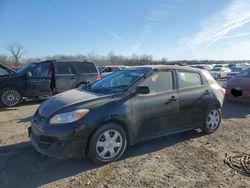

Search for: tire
xmin=0 ymin=87 xmax=23 ymax=107
xmin=76 ymin=83 xmax=87 ymax=88
xmin=87 ymin=123 xmax=127 ymax=164
xmin=202 ymin=108 xmax=222 ymax=133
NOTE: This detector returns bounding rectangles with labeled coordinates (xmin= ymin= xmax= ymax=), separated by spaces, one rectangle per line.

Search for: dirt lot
xmin=0 ymin=100 xmax=250 ymax=188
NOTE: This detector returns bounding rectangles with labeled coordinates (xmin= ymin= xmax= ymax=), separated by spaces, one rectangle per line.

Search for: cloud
xmin=184 ymin=0 xmax=250 ymax=53
xmin=130 ymin=1 xmax=180 ymax=53
xmin=223 ymin=32 xmax=250 ymax=39
xmin=52 ymin=0 xmax=126 ymax=43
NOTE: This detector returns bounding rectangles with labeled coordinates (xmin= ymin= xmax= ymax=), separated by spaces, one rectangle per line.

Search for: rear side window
xmin=140 ymin=71 xmax=173 ymax=94
xmin=54 ymin=62 xmax=71 ymax=74
xmin=75 ymin=62 xmax=97 ymax=73
xmin=178 ymin=71 xmax=202 ymax=89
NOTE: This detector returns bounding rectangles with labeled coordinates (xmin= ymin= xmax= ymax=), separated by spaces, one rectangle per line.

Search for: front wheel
xmin=202 ymin=108 xmax=222 ymax=133
xmin=87 ymin=123 xmax=127 ymax=164
xmin=0 ymin=87 xmax=23 ymax=107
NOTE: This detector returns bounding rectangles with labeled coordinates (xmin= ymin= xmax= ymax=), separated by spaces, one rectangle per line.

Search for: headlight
xmin=49 ymin=109 xmax=89 ymax=124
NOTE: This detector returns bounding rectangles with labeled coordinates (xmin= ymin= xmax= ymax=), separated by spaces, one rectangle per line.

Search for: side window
xmin=111 ymin=67 xmax=120 ymax=72
xmin=32 ymin=63 xmax=51 ymax=77
xmin=54 ymin=62 xmax=71 ymax=74
xmin=178 ymin=71 xmax=202 ymax=89
xmin=104 ymin=67 xmax=112 ymax=72
xmin=140 ymin=71 xmax=173 ymax=94
xmin=75 ymin=62 xmax=97 ymax=73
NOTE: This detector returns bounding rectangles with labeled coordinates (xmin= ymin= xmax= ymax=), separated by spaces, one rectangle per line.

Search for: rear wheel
xmin=202 ymin=108 xmax=222 ymax=133
xmin=76 ymin=83 xmax=87 ymax=88
xmin=0 ymin=87 xmax=22 ymax=107
xmin=87 ymin=123 xmax=127 ymax=164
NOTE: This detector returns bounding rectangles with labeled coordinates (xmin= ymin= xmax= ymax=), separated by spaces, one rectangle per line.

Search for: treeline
xmin=1 ymin=43 xmax=249 ymax=68
xmin=1 ymin=53 xmax=250 ymax=68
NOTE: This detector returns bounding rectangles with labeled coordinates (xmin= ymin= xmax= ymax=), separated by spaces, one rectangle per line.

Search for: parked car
xmin=209 ymin=67 xmax=231 ymax=79
xmin=190 ymin=64 xmax=212 ymax=70
xmin=29 ymin=65 xmax=225 ymax=163
xmin=227 ymin=66 xmax=247 ymax=79
xmin=213 ymin=64 xmax=229 ymax=68
xmin=225 ymin=67 xmax=250 ymax=102
xmin=97 ymin=65 xmax=128 ymax=77
xmin=0 ymin=60 xmax=101 ymax=107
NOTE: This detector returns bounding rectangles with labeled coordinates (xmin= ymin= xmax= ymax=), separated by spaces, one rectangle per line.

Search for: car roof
xmin=32 ymin=59 xmax=94 ymax=64
xmin=126 ymin=65 xmax=202 ymax=72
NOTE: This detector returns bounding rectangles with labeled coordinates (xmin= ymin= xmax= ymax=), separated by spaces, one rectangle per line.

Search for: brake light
xmin=221 ymin=88 xmax=226 ymax=96
xmin=96 ymin=73 xmax=101 ymax=80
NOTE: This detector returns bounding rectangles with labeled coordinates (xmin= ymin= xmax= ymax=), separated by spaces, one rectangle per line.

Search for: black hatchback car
xmin=0 ymin=60 xmax=100 ymax=107
xmin=29 ymin=65 xmax=225 ymax=163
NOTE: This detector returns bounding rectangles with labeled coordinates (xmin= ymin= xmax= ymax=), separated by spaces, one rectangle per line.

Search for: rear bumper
xmin=28 ymin=126 xmax=87 ymax=159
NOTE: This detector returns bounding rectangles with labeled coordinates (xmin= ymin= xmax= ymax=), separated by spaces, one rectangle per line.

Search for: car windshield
xmin=85 ymin=70 xmax=147 ymax=93
xmin=0 ymin=67 xmax=9 ymax=76
xmin=97 ymin=66 xmax=105 ymax=72
xmin=17 ymin=63 xmax=37 ymax=74
xmin=231 ymin=67 xmax=244 ymax=72
xmin=236 ymin=68 xmax=250 ymax=77
xmin=211 ymin=68 xmax=221 ymax=71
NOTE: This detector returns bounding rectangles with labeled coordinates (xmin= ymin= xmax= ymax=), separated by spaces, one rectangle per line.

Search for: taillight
xmin=221 ymin=88 xmax=226 ymax=96
xmin=96 ymin=73 xmax=101 ymax=80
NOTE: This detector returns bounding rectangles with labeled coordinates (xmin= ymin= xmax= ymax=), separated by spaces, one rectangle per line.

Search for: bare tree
xmin=5 ymin=42 xmax=24 ymax=66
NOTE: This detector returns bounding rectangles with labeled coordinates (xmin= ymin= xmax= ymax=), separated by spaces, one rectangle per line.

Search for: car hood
xmin=227 ymin=77 xmax=250 ymax=89
xmin=0 ymin=73 xmax=23 ymax=81
xmin=38 ymin=89 xmax=120 ymax=118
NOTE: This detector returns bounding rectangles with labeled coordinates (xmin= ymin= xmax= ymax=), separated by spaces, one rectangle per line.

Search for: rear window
xmin=75 ymin=62 xmax=97 ymax=73
xmin=178 ymin=71 xmax=202 ymax=88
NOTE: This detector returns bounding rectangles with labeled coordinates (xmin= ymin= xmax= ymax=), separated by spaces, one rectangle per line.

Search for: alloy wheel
xmin=207 ymin=109 xmax=220 ymax=130
xmin=1 ymin=89 xmax=21 ymax=107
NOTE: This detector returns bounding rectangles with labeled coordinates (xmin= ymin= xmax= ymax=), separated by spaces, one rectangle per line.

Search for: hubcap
xmin=207 ymin=110 xmax=220 ymax=130
xmin=1 ymin=90 xmax=20 ymax=107
xmin=96 ymin=130 xmax=123 ymax=160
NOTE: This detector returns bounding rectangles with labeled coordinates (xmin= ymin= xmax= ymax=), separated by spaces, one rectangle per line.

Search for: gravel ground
xmin=0 ymin=99 xmax=250 ymax=188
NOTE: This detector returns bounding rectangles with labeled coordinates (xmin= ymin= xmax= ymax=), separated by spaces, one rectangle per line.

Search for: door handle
xmin=70 ymin=76 xmax=77 ymax=80
xmin=164 ymin=96 xmax=178 ymax=105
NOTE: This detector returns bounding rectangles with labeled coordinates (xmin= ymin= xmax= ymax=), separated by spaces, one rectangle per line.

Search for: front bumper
xmin=28 ymin=120 xmax=88 ymax=159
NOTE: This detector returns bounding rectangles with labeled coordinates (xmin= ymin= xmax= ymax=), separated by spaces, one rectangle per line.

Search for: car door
xmin=54 ymin=62 xmax=77 ymax=93
xmin=132 ymin=70 xmax=180 ymax=140
xmin=177 ymin=70 xmax=212 ymax=129
xmin=27 ymin=62 xmax=52 ymax=96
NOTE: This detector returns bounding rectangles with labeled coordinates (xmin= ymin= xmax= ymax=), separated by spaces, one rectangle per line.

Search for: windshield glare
xmin=86 ymin=70 xmax=146 ymax=93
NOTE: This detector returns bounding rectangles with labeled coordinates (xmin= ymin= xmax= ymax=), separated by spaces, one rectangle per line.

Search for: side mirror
xmin=27 ymin=71 xmax=33 ymax=77
xmin=136 ymin=86 xmax=150 ymax=95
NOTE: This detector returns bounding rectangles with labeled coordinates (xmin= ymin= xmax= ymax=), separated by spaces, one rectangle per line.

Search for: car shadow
xmin=222 ymin=100 xmax=250 ymax=119
xmin=0 ymin=99 xmax=44 ymax=110
xmin=0 ymin=130 xmax=205 ymax=188
xmin=16 ymin=116 xmax=33 ymax=123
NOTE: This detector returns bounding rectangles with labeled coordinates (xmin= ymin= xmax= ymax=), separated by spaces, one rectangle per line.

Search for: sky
xmin=1 ymin=0 xmax=250 ymax=60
